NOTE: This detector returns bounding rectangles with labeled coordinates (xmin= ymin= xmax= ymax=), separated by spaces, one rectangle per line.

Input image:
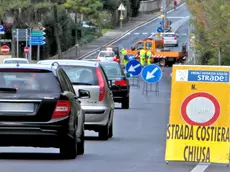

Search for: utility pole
xmin=162 ymin=0 xmax=167 ymax=32
xmin=218 ymin=47 xmax=221 ymax=65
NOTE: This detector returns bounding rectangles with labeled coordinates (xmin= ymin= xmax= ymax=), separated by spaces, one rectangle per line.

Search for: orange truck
xmin=126 ymin=38 xmax=187 ymax=66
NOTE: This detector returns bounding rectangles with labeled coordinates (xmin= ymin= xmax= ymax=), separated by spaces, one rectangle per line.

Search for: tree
xmin=186 ymin=0 xmax=230 ymax=65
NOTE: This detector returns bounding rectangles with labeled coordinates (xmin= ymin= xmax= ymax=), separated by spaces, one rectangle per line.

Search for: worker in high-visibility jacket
xmin=146 ymin=50 xmax=152 ymax=65
xmin=120 ymin=48 xmax=128 ymax=66
xmin=139 ymin=48 xmax=146 ymax=66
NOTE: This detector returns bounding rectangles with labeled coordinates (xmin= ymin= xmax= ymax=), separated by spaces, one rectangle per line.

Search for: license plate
xmin=0 ymin=103 xmax=35 ymax=113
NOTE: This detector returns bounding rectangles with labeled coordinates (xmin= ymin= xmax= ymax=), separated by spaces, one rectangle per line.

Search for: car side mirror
xmin=78 ymin=89 xmax=90 ymax=99
xmin=131 ymin=46 xmax=135 ymax=51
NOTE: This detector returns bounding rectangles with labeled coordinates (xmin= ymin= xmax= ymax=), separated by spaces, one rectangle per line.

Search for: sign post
xmin=29 ymin=26 xmax=46 ymax=61
xmin=16 ymin=29 xmax=19 ymax=58
xmin=118 ymin=3 xmax=126 ymax=29
xmin=165 ymin=65 xmax=230 ymax=165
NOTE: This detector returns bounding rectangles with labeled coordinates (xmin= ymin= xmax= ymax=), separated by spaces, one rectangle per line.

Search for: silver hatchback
xmin=37 ymin=60 xmax=115 ymax=140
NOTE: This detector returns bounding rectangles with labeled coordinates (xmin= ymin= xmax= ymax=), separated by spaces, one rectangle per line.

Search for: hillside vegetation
xmin=186 ymin=0 xmax=230 ymax=65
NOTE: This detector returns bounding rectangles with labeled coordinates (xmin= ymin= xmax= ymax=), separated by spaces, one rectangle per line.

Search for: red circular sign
xmin=181 ymin=92 xmax=220 ymax=126
xmin=1 ymin=45 xmax=9 ymax=54
xmin=24 ymin=46 xmax=29 ymax=54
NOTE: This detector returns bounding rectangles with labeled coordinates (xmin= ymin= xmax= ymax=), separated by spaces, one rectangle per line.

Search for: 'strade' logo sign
xmin=165 ymin=65 xmax=230 ymax=164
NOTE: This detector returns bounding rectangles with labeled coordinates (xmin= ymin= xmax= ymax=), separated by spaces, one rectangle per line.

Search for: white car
xmin=96 ymin=51 xmax=117 ymax=62
xmin=162 ymin=32 xmax=178 ymax=47
xmin=3 ymin=58 xmax=29 ymax=64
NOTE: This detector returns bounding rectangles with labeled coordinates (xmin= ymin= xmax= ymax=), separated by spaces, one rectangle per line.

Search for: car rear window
xmin=0 ymin=70 xmax=61 ymax=95
xmin=4 ymin=60 xmax=28 ymax=64
xmin=163 ymin=34 xmax=175 ymax=37
xmin=99 ymin=51 xmax=114 ymax=57
xmin=62 ymin=66 xmax=98 ymax=85
xmin=100 ymin=63 xmax=122 ymax=79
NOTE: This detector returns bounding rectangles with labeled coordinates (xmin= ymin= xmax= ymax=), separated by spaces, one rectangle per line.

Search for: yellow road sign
xmin=165 ymin=65 xmax=230 ymax=164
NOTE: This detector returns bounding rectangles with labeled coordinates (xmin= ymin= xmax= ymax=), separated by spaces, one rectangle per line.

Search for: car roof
xmin=0 ymin=64 xmax=57 ymax=71
xmin=37 ymin=59 xmax=100 ymax=67
xmin=99 ymin=50 xmax=114 ymax=53
xmin=162 ymin=32 xmax=175 ymax=35
xmin=100 ymin=61 xmax=119 ymax=65
xmin=3 ymin=58 xmax=29 ymax=61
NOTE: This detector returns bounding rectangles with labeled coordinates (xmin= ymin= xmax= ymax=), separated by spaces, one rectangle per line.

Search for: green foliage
xmin=187 ymin=0 xmax=230 ymax=65
xmin=63 ymin=0 xmax=103 ymax=18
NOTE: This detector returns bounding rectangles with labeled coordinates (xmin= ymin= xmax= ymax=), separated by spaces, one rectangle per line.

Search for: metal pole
xmin=120 ymin=11 xmax=123 ymax=29
xmin=25 ymin=29 xmax=28 ymax=59
xmin=16 ymin=29 xmax=19 ymax=58
xmin=37 ymin=45 xmax=40 ymax=61
xmin=218 ymin=47 xmax=221 ymax=65
xmin=29 ymin=28 xmax=32 ymax=61
xmin=163 ymin=0 xmax=166 ymax=32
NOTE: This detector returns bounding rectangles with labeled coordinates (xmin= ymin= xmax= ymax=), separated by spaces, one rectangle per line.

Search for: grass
xmin=101 ymin=28 xmax=111 ymax=35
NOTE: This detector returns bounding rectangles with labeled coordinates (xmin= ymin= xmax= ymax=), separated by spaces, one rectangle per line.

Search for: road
xmin=0 ymin=3 xmax=227 ymax=172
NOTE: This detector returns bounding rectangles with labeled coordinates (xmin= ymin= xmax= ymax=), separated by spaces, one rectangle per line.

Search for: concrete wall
xmin=139 ymin=0 xmax=171 ymax=13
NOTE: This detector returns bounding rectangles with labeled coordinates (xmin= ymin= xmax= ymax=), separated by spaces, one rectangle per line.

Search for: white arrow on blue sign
xmin=125 ymin=60 xmax=142 ymax=76
xmin=141 ymin=64 xmax=162 ymax=83
xmin=31 ymin=36 xmax=46 ymax=41
xmin=157 ymin=27 xmax=163 ymax=32
xmin=160 ymin=21 xmax=164 ymax=25
xmin=0 ymin=25 xmax=5 ymax=34
xmin=28 ymin=41 xmax=46 ymax=46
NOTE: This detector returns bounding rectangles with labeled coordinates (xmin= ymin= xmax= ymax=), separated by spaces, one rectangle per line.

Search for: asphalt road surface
xmin=0 ymin=3 xmax=227 ymax=172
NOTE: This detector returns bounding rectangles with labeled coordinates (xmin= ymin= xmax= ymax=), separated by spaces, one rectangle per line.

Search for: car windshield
xmin=62 ymin=66 xmax=98 ymax=85
xmin=4 ymin=60 xmax=28 ymax=64
xmin=0 ymin=70 xmax=60 ymax=95
xmin=99 ymin=51 xmax=114 ymax=57
xmin=100 ymin=63 xmax=122 ymax=79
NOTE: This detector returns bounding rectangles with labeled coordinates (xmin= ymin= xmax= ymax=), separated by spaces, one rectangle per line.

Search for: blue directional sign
xmin=125 ymin=60 xmax=142 ymax=76
xmin=28 ymin=41 xmax=46 ymax=46
xmin=141 ymin=64 xmax=162 ymax=83
xmin=31 ymin=36 xmax=45 ymax=41
xmin=127 ymin=54 xmax=136 ymax=61
xmin=157 ymin=27 xmax=163 ymax=32
xmin=187 ymin=70 xmax=229 ymax=82
xmin=0 ymin=24 xmax=5 ymax=34
xmin=160 ymin=20 xmax=164 ymax=25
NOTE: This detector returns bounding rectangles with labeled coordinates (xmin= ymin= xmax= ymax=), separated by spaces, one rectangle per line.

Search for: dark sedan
xmin=100 ymin=61 xmax=130 ymax=109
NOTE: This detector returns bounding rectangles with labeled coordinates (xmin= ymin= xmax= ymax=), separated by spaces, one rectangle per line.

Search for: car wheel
xmin=122 ymin=97 xmax=129 ymax=109
xmin=77 ymin=129 xmax=85 ymax=155
xmin=108 ymin=122 xmax=113 ymax=138
xmin=60 ymin=125 xmax=78 ymax=159
xmin=99 ymin=124 xmax=109 ymax=140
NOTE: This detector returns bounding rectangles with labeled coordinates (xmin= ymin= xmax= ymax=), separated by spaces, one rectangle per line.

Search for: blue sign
xmin=127 ymin=54 xmax=136 ymax=61
xmin=188 ymin=70 xmax=229 ymax=82
xmin=31 ymin=36 xmax=45 ymax=41
xmin=28 ymin=41 xmax=46 ymax=46
xmin=160 ymin=20 xmax=164 ymax=25
xmin=141 ymin=64 xmax=162 ymax=83
xmin=125 ymin=60 xmax=142 ymax=76
xmin=0 ymin=24 xmax=5 ymax=34
xmin=157 ymin=27 xmax=163 ymax=32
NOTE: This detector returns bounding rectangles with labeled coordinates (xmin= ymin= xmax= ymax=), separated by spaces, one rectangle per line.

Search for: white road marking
xmin=142 ymin=33 xmax=148 ymax=34
xmin=81 ymin=3 xmax=186 ymax=59
xmin=134 ymin=33 xmax=139 ymax=35
xmin=190 ymin=163 xmax=210 ymax=172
